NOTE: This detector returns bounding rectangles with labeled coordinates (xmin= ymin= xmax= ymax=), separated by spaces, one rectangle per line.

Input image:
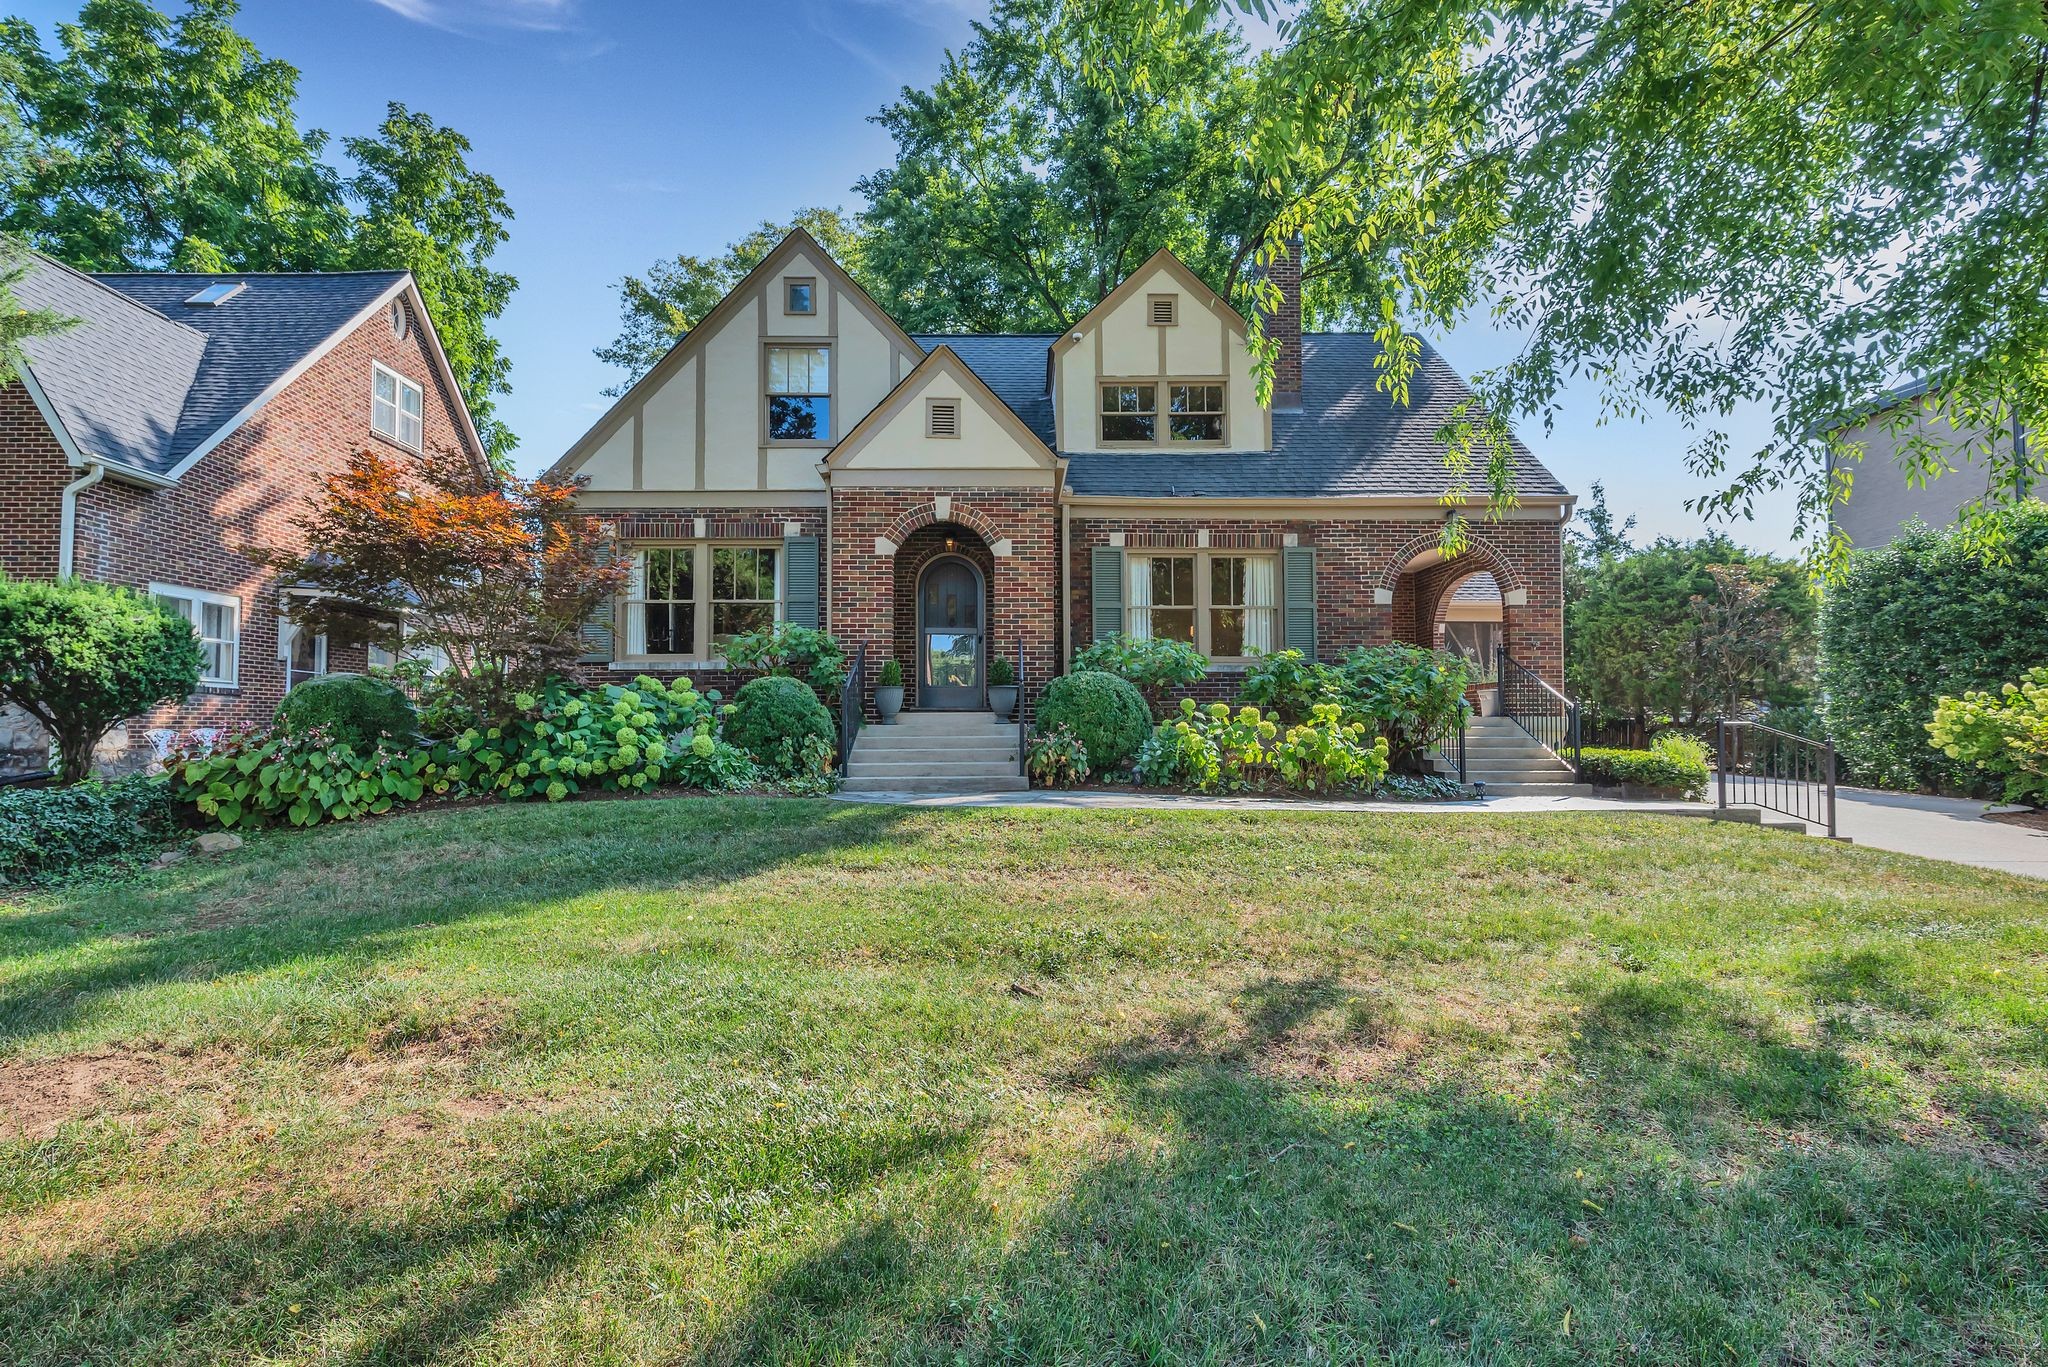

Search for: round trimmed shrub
xmin=725 ymin=675 xmax=834 ymax=776
xmin=1034 ymin=670 xmax=1150 ymax=775
xmin=276 ymin=673 xmax=420 ymax=748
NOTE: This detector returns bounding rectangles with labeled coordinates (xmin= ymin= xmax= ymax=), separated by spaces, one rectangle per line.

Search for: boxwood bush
xmin=1579 ymin=733 xmax=1711 ymax=800
xmin=725 ymin=675 xmax=835 ymax=779
xmin=0 ymin=775 xmax=177 ymax=882
xmin=276 ymin=673 xmax=420 ymax=748
xmin=1819 ymin=503 xmax=2048 ymax=792
xmin=1035 ymin=670 xmax=1151 ymax=775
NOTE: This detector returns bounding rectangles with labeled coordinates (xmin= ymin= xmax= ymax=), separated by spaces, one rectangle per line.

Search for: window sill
xmin=369 ymin=429 xmax=423 ymax=457
xmin=195 ymin=684 xmax=240 ymax=696
xmin=765 ymin=439 xmax=833 ymax=450
xmin=611 ymin=657 xmax=730 ymax=671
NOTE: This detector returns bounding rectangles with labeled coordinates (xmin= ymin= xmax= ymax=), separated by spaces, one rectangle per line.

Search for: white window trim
xmin=278 ymin=616 xmax=329 ymax=688
xmin=371 ymin=360 xmax=425 ymax=451
xmin=150 ymin=582 xmax=241 ymax=688
xmin=1123 ymin=551 xmax=1278 ymax=661
xmin=617 ymin=543 xmax=784 ymax=666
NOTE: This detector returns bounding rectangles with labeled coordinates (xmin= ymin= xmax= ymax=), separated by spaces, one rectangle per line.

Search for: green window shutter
xmin=1091 ymin=546 xmax=1125 ymax=643
xmin=783 ymin=533 xmax=820 ymax=630
xmin=1281 ymin=545 xmax=1317 ymax=657
xmin=580 ymin=542 xmax=618 ymax=663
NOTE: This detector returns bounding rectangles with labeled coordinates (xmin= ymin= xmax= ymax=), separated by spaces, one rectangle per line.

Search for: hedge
xmin=0 ymin=776 xmax=178 ymax=883
xmin=1817 ymin=503 xmax=2048 ymax=793
xmin=1579 ymin=734 xmax=1711 ymax=800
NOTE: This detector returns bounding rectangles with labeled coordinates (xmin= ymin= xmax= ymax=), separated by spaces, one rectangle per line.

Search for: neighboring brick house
xmin=1 ymin=251 xmax=487 ymax=776
xmin=1821 ymin=376 xmax=2042 ymax=549
xmin=548 ymin=228 xmax=1575 ymax=727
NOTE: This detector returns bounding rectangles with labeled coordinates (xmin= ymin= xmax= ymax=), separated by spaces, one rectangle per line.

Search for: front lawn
xmin=2 ymin=802 xmax=2044 ymax=1363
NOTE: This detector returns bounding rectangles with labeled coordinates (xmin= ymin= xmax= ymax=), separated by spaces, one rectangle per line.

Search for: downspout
xmin=58 ymin=462 xmax=106 ymax=578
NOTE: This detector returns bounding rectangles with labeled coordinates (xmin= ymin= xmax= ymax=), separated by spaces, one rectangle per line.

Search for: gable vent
xmin=927 ymin=398 xmax=961 ymax=438
xmin=184 ymin=281 xmax=248 ymax=307
xmin=1148 ymin=294 xmax=1178 ymax=327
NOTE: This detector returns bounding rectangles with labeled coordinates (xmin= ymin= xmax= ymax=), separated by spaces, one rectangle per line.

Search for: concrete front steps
xmin=842 ymin=710 xmax=1027 ymax=794
xmin=1432 ymin=715 xmax=1592 ymax=796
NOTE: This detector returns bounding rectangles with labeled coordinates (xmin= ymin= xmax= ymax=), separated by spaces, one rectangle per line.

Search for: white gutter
xmin=58 ymin=462 xmax=106 ymax=578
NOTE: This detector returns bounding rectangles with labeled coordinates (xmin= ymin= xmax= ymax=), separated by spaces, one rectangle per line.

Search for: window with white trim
xmin=1125 ymin=552 xmax=1276 ymax=658
xmin=372 ymin=362 xmax=424 ymax=449
xmin=622 ymin=545 xmax=781 ymax=659
xmin=279 ymin=618 xmax=328 ymax=690
xmin=152 ymin=584 xmax=240 ymax=687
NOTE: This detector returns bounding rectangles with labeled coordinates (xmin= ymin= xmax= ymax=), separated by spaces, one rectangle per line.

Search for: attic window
xmin=184 ymin=282 xmax=247 ymax=307
xmin=926 ymin=398 xmax=961 ymax=439
xmin=1148 ymin=294 xmax=1178 ymax=327
xmin=786 ymin=278 xmax=817 ymax=316
xmin=389 ymin=300 xmax=409 ymax=340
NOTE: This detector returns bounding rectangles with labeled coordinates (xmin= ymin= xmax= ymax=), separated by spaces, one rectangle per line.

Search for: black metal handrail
xmin=1015 ymin=639 xmax=1028 ymax=778
xmin=838 ymin=642 xmax=866 ymax=775
xmin=1496 ymin=647 xmax=1581 ymax=776
xmin=1453 ymin=712 xmax=1467 ymax=784
xmin=1717 ymin=719 xmax=1837 ymax=838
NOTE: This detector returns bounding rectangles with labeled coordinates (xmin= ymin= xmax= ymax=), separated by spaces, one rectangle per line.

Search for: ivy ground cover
xmin=2 ymin=803 xmax=2044 ymax=1363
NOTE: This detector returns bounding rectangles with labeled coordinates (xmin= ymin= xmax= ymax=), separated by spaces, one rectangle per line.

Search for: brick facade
xmin=1067 ymin=513 xmax=1565 ymax=689
xmin=1 ymin=291 xmax=479 ymax=773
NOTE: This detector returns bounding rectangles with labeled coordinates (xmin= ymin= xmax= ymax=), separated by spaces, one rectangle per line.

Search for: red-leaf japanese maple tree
xmin=265 ymin=447 xmax=624 ymax=716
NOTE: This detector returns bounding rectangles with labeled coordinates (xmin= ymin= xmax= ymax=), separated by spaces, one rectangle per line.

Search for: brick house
xmin=550 ymin=227 xmax=1574 ymax=748
xmin=1 ymin=250 xmax=487 ymax=776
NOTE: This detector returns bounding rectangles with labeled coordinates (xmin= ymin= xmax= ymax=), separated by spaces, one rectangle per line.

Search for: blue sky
xmin=14 ymin=0 xmax=1792 ymax=551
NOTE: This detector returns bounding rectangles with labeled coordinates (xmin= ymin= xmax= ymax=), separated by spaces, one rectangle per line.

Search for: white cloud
xmin=365 ymin=0 xmax=577 ymax=34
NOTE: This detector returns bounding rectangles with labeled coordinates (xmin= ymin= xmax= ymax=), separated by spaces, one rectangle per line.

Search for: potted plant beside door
xmin=875 ymin=658 xmax=905 ymax=723
xmin=987 ymin=655 xmax=1018 ymax=721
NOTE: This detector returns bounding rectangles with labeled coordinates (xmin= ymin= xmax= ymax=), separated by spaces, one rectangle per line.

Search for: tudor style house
xmin=550 ymin=228 xmax=1573 ymax=732
xmin=0 ymin=249 xmax=487 ymax=776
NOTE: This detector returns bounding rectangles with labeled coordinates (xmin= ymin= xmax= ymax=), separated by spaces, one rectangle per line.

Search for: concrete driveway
xmin=1822 ymin=785 xmax=2048 ymax=880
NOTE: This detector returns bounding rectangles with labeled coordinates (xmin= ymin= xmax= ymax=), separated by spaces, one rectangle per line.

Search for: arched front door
xmin=917 ymin=555 xmax=984 ymax=710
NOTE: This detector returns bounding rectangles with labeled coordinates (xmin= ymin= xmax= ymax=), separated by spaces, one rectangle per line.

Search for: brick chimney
xmin=1268 ymin=233 xmax=1303 ymax=410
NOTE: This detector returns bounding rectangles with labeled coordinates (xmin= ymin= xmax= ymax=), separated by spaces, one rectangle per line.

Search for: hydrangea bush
xmin=1928 ymin=668 xmax=2048 ymax=807
xmin=437 ymin=676 xmax=734 ymax=801
xmin=1135 ymin=699 xmax=1390 ymax=795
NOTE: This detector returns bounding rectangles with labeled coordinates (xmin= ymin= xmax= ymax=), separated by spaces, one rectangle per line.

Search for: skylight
xmin=183 ymin=282 xmax=248 ymax=307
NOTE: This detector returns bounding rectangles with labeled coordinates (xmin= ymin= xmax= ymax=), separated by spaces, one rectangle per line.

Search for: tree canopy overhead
xmin=0 ymin=0 xmax=520 ymax=463
xmin=1065 ymin=0 xmax=2048 ymax=565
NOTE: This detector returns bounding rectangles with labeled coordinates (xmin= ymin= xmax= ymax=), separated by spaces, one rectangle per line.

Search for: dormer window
xmin=1168 ymin=384 xmax=1225 ymax=442
xmin=1100 ymin=384 xmax=1157 ymax=443
xmin=1148 ymin=294 xmax=1178 ymax=327
xmin=785 ymin=278 xmax=816 ymax=315
xmin=372 ymin=362 xmax=424 ymax=449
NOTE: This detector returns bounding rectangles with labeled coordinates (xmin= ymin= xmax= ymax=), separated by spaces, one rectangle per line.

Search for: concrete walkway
xmin=836 ymin=783 xmax=2048 ymax=881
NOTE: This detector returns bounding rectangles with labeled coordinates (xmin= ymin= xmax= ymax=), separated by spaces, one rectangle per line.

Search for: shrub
xmin=988 ymin=654 xmax=1015 ymax=687
xmin=1071 ymin=634 xmax=1207 ymax=707
xmin=0 ymin=775 xmax=177 ymax=882
xmin=877 ymin=658 xmax=904 ymax=688
xmin=1270 ymin=705 xmax=1391 ymax=794
xmin=1035 ymin=670 xmax=1151 ymax=775
xmin=1579 ymin=733 xmax=1711 ymax=800
xmin=1238 ymin=648 xmax=1346 ymax=722
xmin=721 ymin=624 xmax=848 ymax=701
xmin=440 ymin=675 xmax=726 ymax=803
xmin=276 ymin=674 xmax=420 ymax=748
xmin=1335 ymin=645 xmax=1471 ymax=768
xmin=0 ymin=576 xmax=203 ymax=782
xmin=1134 ymin=698 xmax=1388 ymax=795
xmin=725 ymin=675 xmax=835 ymax=778
xmin=1026 ymin=725 xmax=1090 ymax=787
xmin=1928 ymin=668 xmax=2048 ymax=807
xmin=170 ymin=726 xmax=433 ymax=828
xmin=1819 ymin=503 xmax=2048 ymax=792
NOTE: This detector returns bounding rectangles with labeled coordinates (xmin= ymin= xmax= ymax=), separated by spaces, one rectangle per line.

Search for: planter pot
xmin=874 ymin=685 xmax=905 ymax=723
xmin=988 ymin=685 xmax=1018 ymax=721
xmin=1473 ymin=684 xmax=1501 ymax=718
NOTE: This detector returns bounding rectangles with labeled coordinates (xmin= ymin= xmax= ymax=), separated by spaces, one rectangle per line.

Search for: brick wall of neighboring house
xmin=0 ymin=382 xmax=69 ymax=580
xmin=564 ymin=506 xmax=827 ymax=701
xmin=56 ymin=293 xmax=478 ymax=772
xmin=830 ymin=486 xmax=1059 ymax=721
xmin=1067 ymin=512 xmax=1566 ymax=689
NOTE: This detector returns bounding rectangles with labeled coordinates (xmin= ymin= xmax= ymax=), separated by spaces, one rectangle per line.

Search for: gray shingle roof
xmin=915 ymin=331 xmax=1566 ymax=501
xmin=11 ymin=252 xmax=407 ymax=477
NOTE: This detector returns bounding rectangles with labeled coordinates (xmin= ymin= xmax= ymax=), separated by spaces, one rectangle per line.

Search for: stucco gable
xmin=827 ymin=347 xmax=1057 ymax=483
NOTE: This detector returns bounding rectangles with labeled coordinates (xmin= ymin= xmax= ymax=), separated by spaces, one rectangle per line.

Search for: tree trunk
xmin=56 ymin=725 xmax=100 ymax=785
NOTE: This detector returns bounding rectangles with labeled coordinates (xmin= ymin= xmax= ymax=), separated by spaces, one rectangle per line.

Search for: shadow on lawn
xmin=0 ymin=798 xmax=918 ymax=1048
xmin=700 ymin=974 xmax=2045 ymax=1365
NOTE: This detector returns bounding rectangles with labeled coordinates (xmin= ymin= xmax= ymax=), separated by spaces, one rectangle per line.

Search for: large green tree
xmin=0 ymin=0 xmax=519 ymax=463
xmin=1069 ymin=0 xmax=2048 ymax=562
xmin=596 ymin=208 xmax=862 ymax=394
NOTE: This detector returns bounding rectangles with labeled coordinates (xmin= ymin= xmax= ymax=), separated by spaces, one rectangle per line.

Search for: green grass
xmin=2 ymin=799 xmax=2044 ymax=1364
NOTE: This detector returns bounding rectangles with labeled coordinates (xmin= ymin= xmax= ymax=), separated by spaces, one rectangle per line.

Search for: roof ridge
xmin=90 ymin=268 xmax=412 ymax=280
xmin=20 ymin=247 xmax=208 ymax=340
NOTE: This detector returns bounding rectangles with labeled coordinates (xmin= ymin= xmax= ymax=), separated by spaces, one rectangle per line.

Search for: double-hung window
xmin=1100 ymin=384 xmax=1157 ymax=443
xmin=1168 ymin=384 xmax=1226 ymax=442
xmin=1125 ymin=553 xmax=1276 ymax=659
xmin=766 ymin=345 xmax=830 ymax=441
xmin=623 ymin=545 xmax=781 ymax=659
xmin=152 ymin=584 xmax=239 ymax=687
xmin=1101 ymin=381 xmax=1226 ymax=444
xmin=372 ymin=362 xmax=424 ymax=449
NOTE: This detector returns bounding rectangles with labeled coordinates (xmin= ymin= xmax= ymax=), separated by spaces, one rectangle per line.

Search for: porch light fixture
xmin=945 ymin=537 xmax=957 ymax=552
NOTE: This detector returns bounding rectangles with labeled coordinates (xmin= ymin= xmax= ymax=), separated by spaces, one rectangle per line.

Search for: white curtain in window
xmin=1245 ymin=556 xmax=1277 ymax=652
xmin=624 ymin=550 xmax=649 ymax=655
xmin=1126 ymin=554 xmax=1153 ymax=638
xmin=768 ymin=346 xmax=829 ymax=394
